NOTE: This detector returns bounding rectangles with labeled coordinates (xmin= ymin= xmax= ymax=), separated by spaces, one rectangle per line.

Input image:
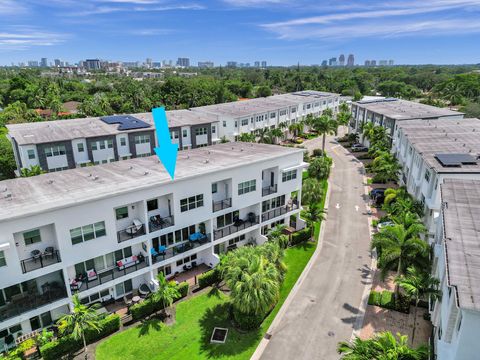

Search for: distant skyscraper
xmin=371 ymin=60 xmax=377 ymax=66
xmin=226 ymin=61 xmax=237 ymax=68
xmin=85 ymin=59 xmax=101 ymax=70
xmin=40 ymin=58 xmax=48 ymax=67
xmin=54 ymin=59 xmax=61 ymax=67
xmin=329 ymin=57 xmax=337 ymax=66
xmin=176 ymin=58 xmax=190 ymax=67
xmin=364 ymin=60 xmax=371 ymax=67
xmin=254 ymin=61 xmax=260 ymax=68
xmin=198 ymin=61 xmax=214 ymax=68
xmin=261 ymin=61 xmax=267 ymax=68
xmin=321 ymin=60 xmax=328 ymax=67
xmin=347 ymin=54 xmax=354 ymax=67
xmin=339 ymin=54 xmax=345 ymax=66
xmin=27 ymin=60 xmax=39 ymax=67
xmin=245 ymin=63 xmax=251 ymax=67
xmin=145 ymin=58 xmax=152 ymax=68
xmin=379 ymin=60 xmax=388 ymax=66
xmin=388 ymin=60 xmax=394 ymax=66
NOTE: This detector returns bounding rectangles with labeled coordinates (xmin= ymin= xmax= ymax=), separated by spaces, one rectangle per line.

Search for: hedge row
xmin=291 ymin=228 xmax=311 ymax=245
xmin=368 ymin=290 xmax=410 ymax=314
xmin=40 ymin=314 xmax=120 ymax=360
xmin=130 ymin=281 xmax=189 ymax=321
xmin=198 ymin=269 xmax=220 ymax=289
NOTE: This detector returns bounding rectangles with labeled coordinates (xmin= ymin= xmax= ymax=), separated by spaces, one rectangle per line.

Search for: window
xmin=180 ymin=194 xmax=204 ymax=212
xmin=23 ymin=229 xmax=41 ymax=245
xmin=99 ymin=141 xmax=105 ymax=150
xmin=270 ymin=113 xmax=276 ymax=119
xmin=0 ymin=251 xmax=6 ymax=267
xmin=212 ymin=183 xmax=217 ymax=193
xmin=424 ymin=170 xmax=431 ymax=182
xmin=223 ymin=121 xmax=226 ymax=127
xmin=238 ymin=179 xmax=256 ymax=195
xmin=279 ymin=110 xmax=287 ymax=116
xmin=115 ymin=207 xmax=128 ymax=220
xmin=212 ymin=126 xmax=216 ymax=134
xmin=77 ymin=143 xmax=84 ymax=153
xmin=282 ymin=170 xmax=297 ymax=182
xmin=234 ymin=121 xmax=238 ymax=128
xmin=44 ymin=145 xmax=66 ymax=157
xmin=241 ymin=118 xmax=249 ymax=126
xmin=27 ymin=149 xmax=35 ymax=159
xmin=91 ymin=142 xmax=98 ymax=151
xmin=182 ymin=129 xmax=188 ymax=138
xmin=195 ymin=127 xmax=207 ymax=136
xmin=170 ymin=131 xmax=179 ymax=139
xmin=147 ymin=199 xmax=158 ymax=212
xmin=70 ymin=221 xmax=106 ymax=245
xmin=291 ymin=107 xmax=296 ymax=113
xmin=120 ymin=137 xmax=127 ymax=146
xmin=229 ymin=234 xmax=245 ymax=246
xmin=107 ymin=139 xmax=113 ymax=149
xmin=134 ymin=135 xmax=150 ymax=144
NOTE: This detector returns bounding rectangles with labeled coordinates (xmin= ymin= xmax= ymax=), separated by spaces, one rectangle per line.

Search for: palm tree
xmin=308 ymin=156 xmax=333 ymax=180
xmin=57 ymin=294 xmax=102 ymax=358
xmin=339 ymin=102 xmax=350 ymax=113
xmin=301 ymin=178 xmax=324 ymax=206
xmin=371 ymin=152 xmax=401 ymax=183
xmin=152 ymin=272 xmax=181 ymax=317
xmin=288 ymin=122 xmax=303 ymax=141
xmin=278 ymin=121 xmax=289 ymax=140
xmin=338 ymin=331 xmax=428 ymax=360
xmin=371 ymin=224 xmax=429 ymax=279
xmin=314 ymin=115 xmax=337 ymax=154
xmin=395 ymin=267 xmax=441 ymax=343
xmin=336 ymin=111 xmax=352 ymax=133
xmin=257 ymin=128 xmax=272 ymax=144
xmin=269 ymin=128 xmax=284 ymax=144
xmin=223 ymin=253 xmax=280 ymax=316
xmin=361 ymin=121 xmax=375 ymax=143
xmin=391 ymin=212 xmax=426 ymax=237
xmin=383 ymin=187 xmax=409 ymax=205
xmin=302 ymin=205 xmax=326 ymax=238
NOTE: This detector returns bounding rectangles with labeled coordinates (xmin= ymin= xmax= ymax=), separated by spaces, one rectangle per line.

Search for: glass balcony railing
xmin=20 ymin=250 xmax=61 ymax=274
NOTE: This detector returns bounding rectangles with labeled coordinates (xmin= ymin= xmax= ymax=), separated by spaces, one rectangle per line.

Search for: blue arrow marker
xmin=152 ymin=107 xmax=178 ymax=180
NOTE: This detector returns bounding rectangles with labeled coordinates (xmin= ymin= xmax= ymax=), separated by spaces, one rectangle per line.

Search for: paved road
xmin=258 ymin=135 xmax=373 ymax=360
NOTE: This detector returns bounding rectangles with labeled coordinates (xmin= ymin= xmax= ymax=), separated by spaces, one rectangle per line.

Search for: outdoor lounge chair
xmin=44 ymin=246 xmax=54 ymax=259
xmin=125 ymin=219 xmax=143 ymax=236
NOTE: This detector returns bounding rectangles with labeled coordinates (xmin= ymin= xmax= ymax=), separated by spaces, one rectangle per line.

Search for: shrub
xmin=291 ymin=228 xmax=311 ymax=245
xmin=368 ymin=291 xmax=395 ymax=310
xmin=368 ymin=291 xmax=381 ymax=305
xmin=176 ymin=281 xmax=189 ymax=299
xmin=295 ymin=138 xmax=303 ymax=144
xmin=40 ymin=314 xmax=120 ymax=360
xmin=312 ymin=148 xmax=325 ymax=157
xmin=395 ymin=294 xmax=411 ymax=314
xmin=198 ymin=269 xmax=220 ymax=289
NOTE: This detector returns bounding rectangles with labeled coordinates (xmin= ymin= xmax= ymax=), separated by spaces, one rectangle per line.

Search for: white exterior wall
xmin=116 ymin=134 xmax=131 ymax=158
xmin=72 ymin=139 xmax=89 ymax=165
xmin=18 ymin=145 xmax=40 ymax=169
xmin=0 ymin=150 xmax=304 ymax=336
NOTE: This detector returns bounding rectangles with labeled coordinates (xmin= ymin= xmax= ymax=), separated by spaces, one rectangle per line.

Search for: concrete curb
xmin=251 ymin=178 xmax=332 ymax=360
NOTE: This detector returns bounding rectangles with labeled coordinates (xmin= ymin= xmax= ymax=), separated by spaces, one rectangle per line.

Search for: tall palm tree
xmin=395 ymin=267 xmax=441 ymax=343
xmin=383 ymin=187 xmax=409 ymax=205
xmin=223 ymin=253 xmax=280 ymax=316
xmin=338 ymin=332 xmax=428 ymax=360
xmin=269 ymin=128 xmax=284 ymax=144
xmin=339 ymin=102 xmax=350 ymax=113
xmin=257 ymin=128 xmax=272 ymax=144
xmin=314 ymin=115 xmax=337 ymax=154
xmin=301 ymin=178 xmax=324 ymax=206
xmin=152 ymin=272 xmax=181 ymax=317
xmin=371 ymin=224 xmax=429 ymax=279
xmin=302 ymin=205 xmax=326 ymax=238
xmin=288 ymin=122 xmax=303 ymax=141
xmin=361 ymin=121 xmax=375 ymax=143
xmin=57 ymin=294 xmax=101 ymax=358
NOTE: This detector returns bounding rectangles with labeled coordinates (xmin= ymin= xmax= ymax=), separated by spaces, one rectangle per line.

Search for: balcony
xmin=212 ymin=198 xmax=232 ymax=212
xmin=20 ymin=250 xmax=61 ymax=274
xmin=148 ymin=215 xmax=174 ymax=233
xmin=72 ymin=256 xmax=149 ymax=292
xmin=262 ymin=184 xmax=278 ymax=197
xmin=152 ymin=234 xmax=211 ymax=264
xmin=214 ymin=214 xmax=259 ymax=240
xmin=117 ymin=221 xmax=146 ymax=243
xmin=262 ymin=201 xmax=299 ymax=222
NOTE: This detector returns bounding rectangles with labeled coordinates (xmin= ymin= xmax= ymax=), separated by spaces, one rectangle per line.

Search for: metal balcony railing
xmin=152 ymin=234 xmax=212 ymax=264
xmin=262 ymin=184 xmax=278 ymax=197
xmin=20 ymin=250 xmax=61 ymax=274
xmin=117 ymin=223 xmax=146 ymax=243
xmin=214 ymin=215 xmax=260 ymax=240
xmin=261 ymin=202 xmax=299 ymax=222
xmin=212 ymin=198 xmax=232 ymax=212
xmin=148 ymin=215 xmax=174 ymax=233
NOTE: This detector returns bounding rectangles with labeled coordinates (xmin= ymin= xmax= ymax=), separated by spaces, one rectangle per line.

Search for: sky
xmin=1 ymin=0 xmax=480 ymax=66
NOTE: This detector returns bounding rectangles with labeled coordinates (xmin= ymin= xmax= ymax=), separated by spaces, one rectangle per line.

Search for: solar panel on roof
xmin=100 ymin=115 xmax=151 ymax=131
xmin=358 ymin=97 xmax=398 ymax=104
xmin=435 ymin=153 xmax=478 ymax=167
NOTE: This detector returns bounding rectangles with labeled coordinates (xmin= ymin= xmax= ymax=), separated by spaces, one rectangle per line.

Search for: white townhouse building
xmin=430 ymin=179 xmax=480 ymax=360
xmin=6 ymin=110 xmax=221 ymax=175
xmin=0 ymin=143 xmax=305 ymax=349
xmin=349 ymin=98 xmax=463 ymax=146
xmin=393 ymin=118 xmax=480 ymax=238
xmin=192 ymin=91 xmax=340 ymax=141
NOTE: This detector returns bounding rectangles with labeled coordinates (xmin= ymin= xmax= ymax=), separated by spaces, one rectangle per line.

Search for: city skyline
xmin=0 ymin=1 xmax=480 ymax=66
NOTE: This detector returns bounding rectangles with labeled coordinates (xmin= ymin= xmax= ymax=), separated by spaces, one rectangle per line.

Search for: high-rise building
xmin=54 ymin=59 xmax=61 ymax=67
xmin=364 ymin=60 xmax=371 ymax=67
xmin=226 ymin=61 xmax=237 ymax=68
xmin=347 ymin=54 xmax=354 ymax=67
xmin=388 ymin=60 xmax=394 ymax=66
xmin=328 ymin=57 xmax=337 ymax=66
xmin=40 ymin=58 xmax=48 ymax=67
xmin=339 ymin=54 xmax=345 ymax=66
xmin=370 ymin=60 xmax=376 ymax=66
xmin=198 ymin=61 xmax=214 ymax=68
xmin=176 ymin=58 xmax=190 ymax=67
xmin=85 ymin=59 xmax=101 ymax=70
xmin=321 ymin=60 xmax=328 ymax=67
xmin=27 ymin=61 xmax=38 ymax=67
xmin=145 ymin=58 xmax=153 ymax=68
xmin=379 ymin=60 xmax=388 ymax=66
xmin=261 ymin=61 xmax=267 ymax=68
xmin=254 ymin=61 xmax=260 ymax=68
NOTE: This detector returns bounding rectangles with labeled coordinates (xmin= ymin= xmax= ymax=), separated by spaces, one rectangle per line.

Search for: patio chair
xmin=191 ymin=261 xmax=197 ymax=267
xmin=123 ymin=295 xmax=132 ymax=307
xmin=44 ymin=246 xmax=54 ymax=259
xmin=30 ymin=249 xmax=41 ymax=262
xmin=125 ymin=219 xmax=143 ymax=237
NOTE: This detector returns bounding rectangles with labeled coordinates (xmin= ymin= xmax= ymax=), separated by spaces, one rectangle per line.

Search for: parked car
xmin=351 ymin=143 xmax=363 ymax=148
xmin=351 ymin=146 xmax=369 ymax=152
xmin=377 ymin=221 xmax=394 ymax=230
xmin=370 ymin=188 xmax=387 ymax=198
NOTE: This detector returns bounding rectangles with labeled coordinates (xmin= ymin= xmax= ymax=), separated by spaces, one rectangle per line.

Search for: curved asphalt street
xmin=256 ymin=134 xmax=373 ymax=360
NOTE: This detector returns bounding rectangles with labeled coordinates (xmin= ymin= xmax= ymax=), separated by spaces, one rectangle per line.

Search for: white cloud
xmin=222 ymin=0 xmax=293 ymax=7
xmin=0 ymin=0 xmax=28 ymax=14
xmin=0 ymin=27 xmax=69 ymax=50
xmin=128 ymin=28 xmax=173 ymax=35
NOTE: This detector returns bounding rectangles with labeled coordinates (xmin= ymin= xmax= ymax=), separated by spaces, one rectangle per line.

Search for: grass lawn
xmin=96 ymin=242 xmax=316 ymax=360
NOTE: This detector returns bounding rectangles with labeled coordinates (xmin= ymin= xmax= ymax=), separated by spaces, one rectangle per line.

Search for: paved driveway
xmin=257 ymin=134 xmax=373 ymax=360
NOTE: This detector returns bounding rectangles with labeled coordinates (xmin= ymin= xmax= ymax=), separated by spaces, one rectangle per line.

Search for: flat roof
xmin=397 ymin=118 xmax=480 ymax=173
xmin=0 ymin=143 xmax=303 ymax=222
xmin=7 ymin=109 xmax=219 ymax=146
xmin=353 ymin=98 xmax=462 ymax=120
xmin=441 ymin=179 xmax=480 ymax=311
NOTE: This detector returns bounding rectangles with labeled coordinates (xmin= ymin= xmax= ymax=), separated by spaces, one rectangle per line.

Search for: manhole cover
xmin=210 ymin=327 xmax=228 ymax=344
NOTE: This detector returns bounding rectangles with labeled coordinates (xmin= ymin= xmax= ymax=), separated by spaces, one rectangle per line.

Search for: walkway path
xmin=256 ymin=134 xmax=373 ymax=360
